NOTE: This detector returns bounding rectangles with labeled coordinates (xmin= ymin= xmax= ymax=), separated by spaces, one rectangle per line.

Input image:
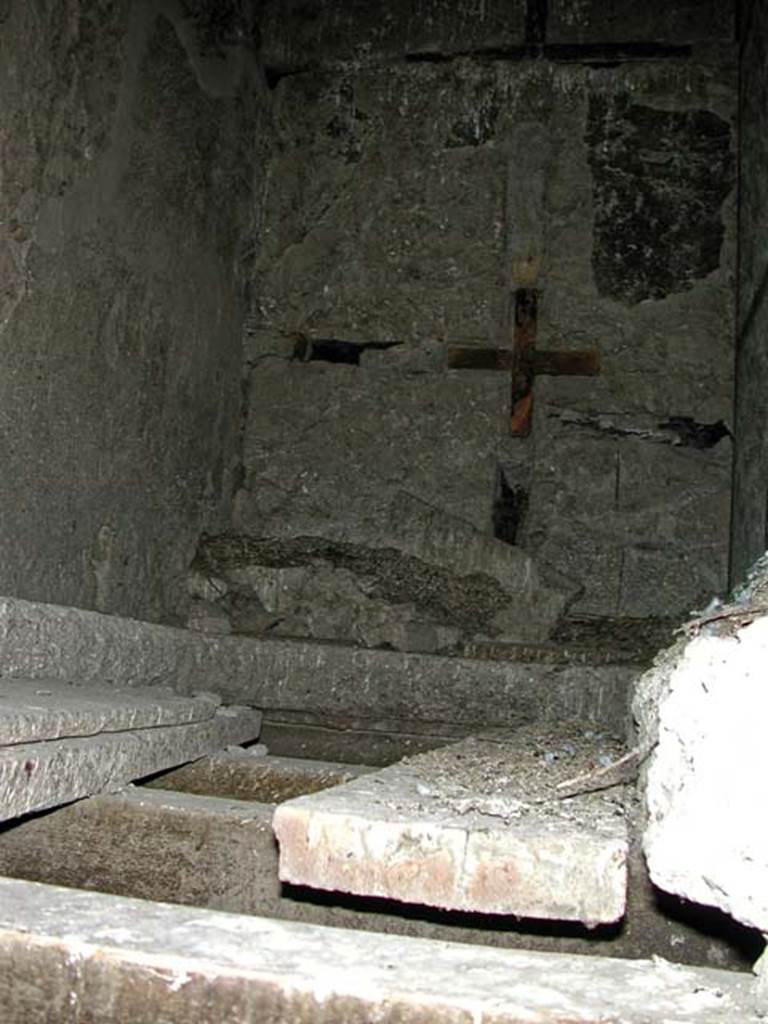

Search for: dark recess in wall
xmin=292 ymin=337 xmax=401 ymax=365
xmin=493 ymin=468 xmax=529 ymax=546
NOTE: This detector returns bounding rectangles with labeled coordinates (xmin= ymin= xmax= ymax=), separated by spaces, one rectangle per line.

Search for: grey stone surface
xmin=731 ymin=0 xmax=768 ymax=585
xmin=547 ymin=0 xmax=734 ymax=44
xmin=146 ymin=751 xmax=371 ymax=802
xmin=0 ymin=1 xmax=262 ymax=624
xmin=525 ymin=402 xmax=733 ymax=616
xmin=258 ymin=1 xmax=527 ymax=74
xmin=243 ymin=52 xmax=736 ymax=624
xmin=0 ymin=596 xmax=638 ymax=737
xmin=0 ymin=705 xmax=261 ymax=822
xmin=0 ymin=878 xmax=761 ymax=1024
xmin=274 ymin=728 xmax=630 ymax=923
xmin=0 ymin=788 xmax=282 ymax=915
xmin=586 ymin=97 xmax=735 ymax=306
xmin=0 ymin=680 xmax=217 ymax=746
xmin=635 ymin=555 xmax=768 ymax=935
xmin=0 ymin=762 xmax=754 ymax=969
xmin=240 ymin=359 xmax=510 ymax=538
xmin=193 ymin=493 xmax=575 ymax=650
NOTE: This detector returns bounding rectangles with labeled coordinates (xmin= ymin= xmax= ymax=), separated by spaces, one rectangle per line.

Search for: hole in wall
xmin=292 ymin=337 xmax=402 ymax=365
xmin=492 ymin=466 xmax=528 ymax=545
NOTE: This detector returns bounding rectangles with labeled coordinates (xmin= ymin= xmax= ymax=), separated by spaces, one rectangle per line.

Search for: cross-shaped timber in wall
xmin=447 ymin=289 xmax=600 ymax=437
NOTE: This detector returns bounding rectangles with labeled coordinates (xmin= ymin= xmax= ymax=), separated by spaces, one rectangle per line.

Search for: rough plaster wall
xmin=731 ymin=0 xmax=768 ymax=585
xmin=0 ymin=0 xmax=262 ymax=622
xmin=243 ymin=5 xmax=736 ymax=622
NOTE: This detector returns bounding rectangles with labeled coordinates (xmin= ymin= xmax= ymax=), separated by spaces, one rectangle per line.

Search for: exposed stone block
xmin=0 ymin=705 xmax=261 ymax=822
xmin=635 ymin=559 xmax=768 ymax=934
xmin=0 ymin=679 xmax=218 ymax=746
xmin=0 ymin=878 xmax=759 ymax=1024
xmin=0 ymin=596 xmax=638 ymax=738
xmin=146 ymin=751 xmax=371 ymax=802
xmin=259 ymin=1 xmax=527 ymax=73
xmin=547 ymin=0 xmax=734 ymax=45
xmin=274 ymin=727 xmax=630 ymax=924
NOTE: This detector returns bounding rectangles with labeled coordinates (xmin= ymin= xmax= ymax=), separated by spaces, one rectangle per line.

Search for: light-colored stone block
xmin=637 ymin=606 xmax=768 ymax=933
xmin=0 ymin=706 xmax=261 ymax=822
xmin=0 ymin=679 xmax=218 ymax=746
xmin=274 ymin=727 xmax=630 ymax=924
xmin=0 ymin=877 xmax=760 ymax=1024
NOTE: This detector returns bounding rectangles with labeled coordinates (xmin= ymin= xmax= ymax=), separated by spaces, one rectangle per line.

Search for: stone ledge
xmin=0 ymin=679 xmax=218 ymax=746
xmin=0 ymin=706 xmax=261 ymax=822
xmin=274 ymin=727 xmax=630 ymax=924
xmin=0 ymin=596 xmax=637 ymax=736
xmin=0 ymin=878 xmax=759 ymax=1024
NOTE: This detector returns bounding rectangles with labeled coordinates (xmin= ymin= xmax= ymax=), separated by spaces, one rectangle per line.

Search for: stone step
xmin=0 ymin=751 xmax=751 ymax=968
xmin=0 ymin=753 xmax=753 ymax=966
xmin=0 ymin=877 xmax=760 ymax=1023
xmin=273 ymin=725 xmax=631 ymax=924
xmin=0 ymin=695 xmax=261 ymax=823
xmin=0 ymin=679 xmax=219 ymax=746
xmin=0 ymin=596 xmax=639 ymax=744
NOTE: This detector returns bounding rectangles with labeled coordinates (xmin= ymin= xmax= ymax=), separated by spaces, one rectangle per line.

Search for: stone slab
xmin=241 ymin=362 xmax=510 ymax=540
xmin=0 ymin=788 xmax=282 ymax=915
xmin=0 ymin=706 xmax=261 ymax=823
xmin=0 ymin=679 xmax=218 ymax=746
xmin=274 ymin=727 xmax=630 ymax=924
xmin=0 ymin=878 xmax=760 ymax=1024
xmin=0 ymin=596 xmax=639 ymax=737
xmin=635 ymin=556 xmax=768 ymax=934
xmin=547 ymin=0 xmax=733 ymax=44
xmin=146 ymin=751 xmax=371 ymax=802
xmin=259 ymin=0 xmax=527 ymax=71
xmin=0 ymin=784 xmax=754 ymax=969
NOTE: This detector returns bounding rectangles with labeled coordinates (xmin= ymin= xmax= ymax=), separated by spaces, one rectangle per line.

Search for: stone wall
xmin=240 ymin=1 xmax=736 ymax=625
xmin=0 ymin=0 xmax=262 ymax=623
xmin=731 ymin=0 xmax=768 ymax=584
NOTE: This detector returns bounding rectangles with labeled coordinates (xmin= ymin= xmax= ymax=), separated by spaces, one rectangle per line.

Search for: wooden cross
xmin=447 ymin=289 xmax=600 ymax=436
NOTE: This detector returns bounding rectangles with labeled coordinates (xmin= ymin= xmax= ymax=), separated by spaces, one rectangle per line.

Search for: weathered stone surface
xmin=0 ymin=596 xmax=638 ymax=737
xmin=0 ymin=1 xmax=262 ymax=622
xmin=274 ymin=728 xmax=630 ymax=923
xmin=0 ymin=788 xmax=280 ymax=914
xmin=635 ymin=556 xmax=768 ymax=934
xmin=587 ymin=95 xmax=735 ymax=306
xmin=0 ymin=706 xmax=261 ymax=822
xmin=731 ymin=0 xmax=768 ymax=584
xmin=0 ymin=770 xmax=756 ymax=969
xmin=241 ymin=360 xmax=510 ymax=539
xmin=547 ymin=0 xmax=734 ymax=44
xmin=0 ymin=680 xmax=217 ymax=746
xmin=194 ymin=492 xmax=575 ymax=649
xmin=0 ymin=878 xmax=760 ymax=1024
xmin=259 ymin=0 xmax=527 ymax=71
xmin=251 ymin=62 xmax=514 ymax=345
xmin=525 ymin=404 xmax=733 ymax=616
xmin=244 ymin=53 xmax=736 ymax=624
xmin=147 ymin=751 xmax=371 ymax=802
